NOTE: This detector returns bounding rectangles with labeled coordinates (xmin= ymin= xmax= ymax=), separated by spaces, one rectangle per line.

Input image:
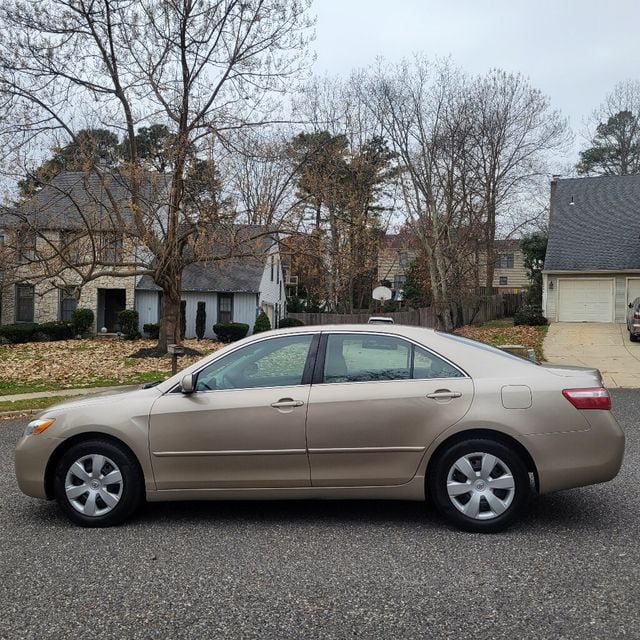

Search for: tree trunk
xmin=157 ymin=269 xmax=182 ymax=353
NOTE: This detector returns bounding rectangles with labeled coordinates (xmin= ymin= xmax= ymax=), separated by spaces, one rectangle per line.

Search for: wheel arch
xmin=425 ymin=428 xmax=539 ymax=494
xmin=44 ymin=432 xmax=145 ymax=500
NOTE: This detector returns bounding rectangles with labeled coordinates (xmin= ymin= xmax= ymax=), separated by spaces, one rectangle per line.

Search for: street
xmin=2 ymin=391 xmax=640 ymax=640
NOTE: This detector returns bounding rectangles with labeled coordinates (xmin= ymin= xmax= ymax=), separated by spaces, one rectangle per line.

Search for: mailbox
xmin=167 ymin=344 xmax=185 ymax=356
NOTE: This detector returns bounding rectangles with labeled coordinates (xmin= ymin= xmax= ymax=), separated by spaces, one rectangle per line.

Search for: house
xmin=543 ymin=175 xmax=640 ymax=323
xmin=0 ymin=171 xmax=285 ymax=335
xmin=0 ymin=171 xmax=169 ymax=330
xmin=492 ymin=239 xmax=529 ymax=293
xmin=136 ymin=228 xmax=286 ymax=337
xmin=377 ymin=232 xmax=528 ymax=299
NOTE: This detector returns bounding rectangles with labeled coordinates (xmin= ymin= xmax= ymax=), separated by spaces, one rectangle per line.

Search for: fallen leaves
xmin=0 ymin=338 xmax=224 ymax=393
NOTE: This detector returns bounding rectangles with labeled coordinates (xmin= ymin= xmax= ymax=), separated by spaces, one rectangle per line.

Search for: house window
xmin=17 ymin=228 xmax=36 ymax=264
xmin=499 ymin=276 xmax=508 ymax=286
xmin=399 ymin=251 xmax=409 ymax=267
xmin=218 ymin=293 xmax=233 ymax=324
xmin=99 ymin=233 xmax=123 ymax=263
xmin=59 ymin=287 xmax=78 ymax=322
xmin=497 ymin=253 xmax=514 ymax=269
xmin=270 ymin=255 xmax=274 ymax=282
xmin=60 ymin=231 xmax=83 ymax=264
xmin=276 ymin=259 xmax=280 ymax=284
xmin=394 ymin=274 xmax=406 ymax=290
xmin=15 ymin=284 xmax=34 ymax=322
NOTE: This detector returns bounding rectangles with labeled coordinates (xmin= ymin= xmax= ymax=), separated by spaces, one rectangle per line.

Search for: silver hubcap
xmin=446 ymin=452 xmax=515 ymax=520
xmin=64 ymin=454 xmax=123 ymax=517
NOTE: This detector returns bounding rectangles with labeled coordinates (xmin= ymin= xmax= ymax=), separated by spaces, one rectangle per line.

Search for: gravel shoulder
xmin=1 ymin=390 xmax=639 ymax=639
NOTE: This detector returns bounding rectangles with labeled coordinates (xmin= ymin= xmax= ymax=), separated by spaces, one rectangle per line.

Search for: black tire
xmin=630 ymin=332 xmax=637 ymax=342
xmin=53 ymin=439 xmax=143 ymax=527
xmin=428 ymin=438 xmax=530 ymax=533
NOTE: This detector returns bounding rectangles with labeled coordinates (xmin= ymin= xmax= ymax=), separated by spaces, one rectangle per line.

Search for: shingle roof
xmin=2 ymin=171 xmax=170 ymax=229
xmin=545 ymin=175 xmax=640 ymax=271
xmin=137 ymin=225 xmax=278 ymax=294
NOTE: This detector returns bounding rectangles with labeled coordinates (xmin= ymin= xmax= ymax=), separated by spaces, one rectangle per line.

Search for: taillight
xmin=562 ymin=387 xmax=611 ymax=410
xmin=634 ymin=312 xmax=640 ymax=321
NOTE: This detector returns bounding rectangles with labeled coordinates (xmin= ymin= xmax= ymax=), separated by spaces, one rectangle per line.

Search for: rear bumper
xmin=518 ymin=411 xmax=625 ymax=494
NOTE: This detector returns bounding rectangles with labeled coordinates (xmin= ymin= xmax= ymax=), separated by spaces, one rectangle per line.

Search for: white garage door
xmin=627 ymin=278 xmax=640 ymax=305
xmin=557 ymin=279 xmax=614 ymax=322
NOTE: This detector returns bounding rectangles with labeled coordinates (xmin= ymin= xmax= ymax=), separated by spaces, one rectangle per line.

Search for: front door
xmin=305 ymin=332 xmax=474 ymax=486
xmin=97 ymin=288 xmax=126 ymax=332
xmin=149 ymin=333 xmax=316 ymax=489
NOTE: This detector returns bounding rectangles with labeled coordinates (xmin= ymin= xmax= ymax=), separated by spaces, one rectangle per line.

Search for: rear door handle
xmin=271 ymin=399 xmax=304 ymax=408
xmin=426 ymin=391 xmax=462 ymax=400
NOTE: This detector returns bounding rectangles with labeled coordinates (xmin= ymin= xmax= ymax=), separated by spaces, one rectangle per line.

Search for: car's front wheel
xmin=53 ymin=439 xmax=143 ymax=527
xmin=429 ymin=438 xmax=530 ymax=533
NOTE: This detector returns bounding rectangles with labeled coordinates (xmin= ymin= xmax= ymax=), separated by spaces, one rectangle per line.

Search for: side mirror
xmin=180 ymin=373 xmax=196 ymax=394
xmin=630 ymin=303 xmax=634 ymax=309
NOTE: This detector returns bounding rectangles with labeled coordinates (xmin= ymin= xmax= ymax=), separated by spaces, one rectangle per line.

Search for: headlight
xmin=24 ymin=418 xmax=55 ymax=436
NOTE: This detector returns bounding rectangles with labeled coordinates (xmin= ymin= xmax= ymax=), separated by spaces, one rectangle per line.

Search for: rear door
xmin=305 ymin=332 xmax=474 ymax=486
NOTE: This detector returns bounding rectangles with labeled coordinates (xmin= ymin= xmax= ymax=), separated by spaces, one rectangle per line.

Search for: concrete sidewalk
xmin=543 ymin=323 xmax=640 ymax=388
xmin=0 ymin=385 xmax=140 ymax=417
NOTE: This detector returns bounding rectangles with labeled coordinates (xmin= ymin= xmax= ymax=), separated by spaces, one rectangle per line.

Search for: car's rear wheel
xmin=53 ymin=439 xmax=143 ymax=527
xmin=429 ymin=438 xmax=530 ymax=533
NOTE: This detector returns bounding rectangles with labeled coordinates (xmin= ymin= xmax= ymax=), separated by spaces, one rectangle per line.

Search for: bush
xmin=513 ymin=305 xmax=548 ymax=326
xmin=71 ymin=308 xmax=94 ymax=335
xmin=0 ymin=323 xmax=38 ymax=343
xmin=36 ymin=321 xmax=74 ymax=341
xmin=213 ymin=322 xmax=249 ymax=342
xmin=143 ymin=323 xmax=160 ymax=339
xmin=253 ymin=310 xmax=271 ymax=334
xmin=117 ymin=309 xmax=140 ymax=339
xmin=195 ymin=302 xmax=206 ymax=340
xmin=278 ymin=317 xmax=305 ymax=328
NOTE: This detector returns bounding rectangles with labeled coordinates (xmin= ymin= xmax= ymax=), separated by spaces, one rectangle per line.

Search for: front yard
xmin=454 ymin=320 xmax=548 ymax=361
xmin=0 ymin=338 xmax=223 ymax=396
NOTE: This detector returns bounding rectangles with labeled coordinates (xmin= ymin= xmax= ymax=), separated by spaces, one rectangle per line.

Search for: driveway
xmin=544 ymin=323 xmax=640 ymax=388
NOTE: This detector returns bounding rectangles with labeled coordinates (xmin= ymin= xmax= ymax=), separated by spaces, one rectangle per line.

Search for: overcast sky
xmin=311 ymin=0 xmax=640 ymax=169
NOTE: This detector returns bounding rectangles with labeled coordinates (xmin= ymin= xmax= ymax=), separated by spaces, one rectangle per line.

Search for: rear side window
xmin=322 ymin=334 xmax=463 ymax=383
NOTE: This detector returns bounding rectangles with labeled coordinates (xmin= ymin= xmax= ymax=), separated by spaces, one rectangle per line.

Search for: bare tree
xmin=0 ymin=0 xmax=313 ymax=351
xmin=469 ymin=69 xmax=570 ymax=291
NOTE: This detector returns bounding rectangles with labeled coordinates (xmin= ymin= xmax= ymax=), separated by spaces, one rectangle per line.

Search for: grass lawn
xmin=0 ymin=395 xmax=77 ymax=413
xmin=0 ymin=338 xmax=224 ymax=397
xmin=454 ymin=321 xmax=549 ymax=361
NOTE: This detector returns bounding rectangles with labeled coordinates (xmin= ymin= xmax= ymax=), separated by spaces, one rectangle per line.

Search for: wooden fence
xmin=288 ymin=293 xmax=524 ymax=329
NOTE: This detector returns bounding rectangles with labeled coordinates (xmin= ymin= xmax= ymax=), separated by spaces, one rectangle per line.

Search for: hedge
xmin=213 ymin=322 xmax=249 ymax=342
xmin=278 ymin=317 xmax=305 ymax=328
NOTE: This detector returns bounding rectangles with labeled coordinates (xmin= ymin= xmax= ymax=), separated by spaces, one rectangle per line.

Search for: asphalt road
xmin=1 ymin=391 xmax=640 ymax=640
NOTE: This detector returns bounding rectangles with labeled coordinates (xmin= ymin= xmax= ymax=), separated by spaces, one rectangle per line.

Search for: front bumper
xmin=15 ymin=434 xmax=62 ymax=499
xmin=518 ymin=410 xmax=625 ymax=494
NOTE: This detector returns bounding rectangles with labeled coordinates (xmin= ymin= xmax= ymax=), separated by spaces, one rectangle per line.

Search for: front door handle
xmin=271 ymin=398 xmax=304 ymax=408
xmin=426 ymin=390 xmax=462 ymax=400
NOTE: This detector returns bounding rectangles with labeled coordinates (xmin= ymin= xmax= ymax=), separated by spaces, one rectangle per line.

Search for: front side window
xmin=323 ymin=334 xmax=463 ymax=383
xmin=15 ymin=284 xmax=34 ymax=322
xmin=195 ymin=334 xmax=313 ymax=391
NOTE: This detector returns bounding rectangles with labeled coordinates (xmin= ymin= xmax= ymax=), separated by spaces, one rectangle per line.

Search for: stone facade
xmin=0 ymin=229 xmax=137 ymax=332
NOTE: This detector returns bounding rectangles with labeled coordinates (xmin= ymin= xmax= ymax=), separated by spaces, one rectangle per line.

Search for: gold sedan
xmin=15 ymin=325 xmax=625 ymax=532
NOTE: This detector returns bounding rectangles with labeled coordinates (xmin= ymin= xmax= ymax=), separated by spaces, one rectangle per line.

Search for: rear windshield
xmin=436 ymin=332 xmax=539 ymax=365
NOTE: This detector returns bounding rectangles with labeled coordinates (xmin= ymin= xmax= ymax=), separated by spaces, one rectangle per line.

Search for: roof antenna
xmin=569 ymin=195 xmax=575 ymax=206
